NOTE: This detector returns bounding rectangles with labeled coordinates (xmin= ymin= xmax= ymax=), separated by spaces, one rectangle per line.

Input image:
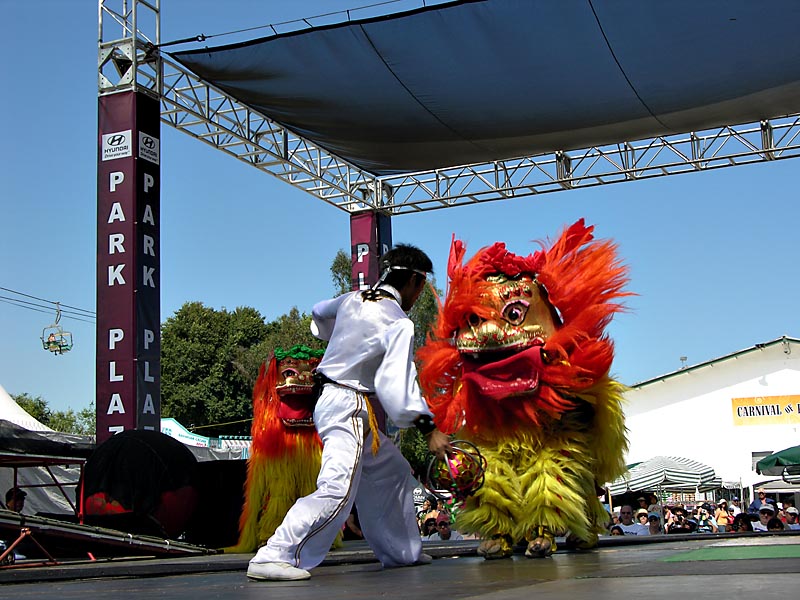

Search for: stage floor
xmin=2 ymin=533 xmax=799 ymax=599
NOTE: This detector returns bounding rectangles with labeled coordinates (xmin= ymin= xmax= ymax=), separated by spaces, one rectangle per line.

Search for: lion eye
xmin=501 ymin=300 xmax=529 ymax=326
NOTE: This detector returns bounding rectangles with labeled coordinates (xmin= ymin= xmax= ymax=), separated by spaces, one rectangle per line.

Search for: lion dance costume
xmin=418 ymin=219 xmax=630 ymax=558
xmin=228 ymin=345 xmax=329 ymax=553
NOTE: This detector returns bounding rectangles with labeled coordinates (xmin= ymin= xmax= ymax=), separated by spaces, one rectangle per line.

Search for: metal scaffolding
xmin=99 ymin=0 xmax=800 ymax=216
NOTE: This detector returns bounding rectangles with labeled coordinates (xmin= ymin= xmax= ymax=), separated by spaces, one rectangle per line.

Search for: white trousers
xmin=251 ymin=385 xmax=423 ymax=569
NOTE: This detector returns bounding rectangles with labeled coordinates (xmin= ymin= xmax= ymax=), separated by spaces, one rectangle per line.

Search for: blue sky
xmin=2 ymin=0 xmax=799 ymax=415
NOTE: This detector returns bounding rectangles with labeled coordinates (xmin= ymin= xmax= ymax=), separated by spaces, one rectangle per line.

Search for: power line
xmin=0 ymin=286 xmax=95 ymax=316
xmin=0 ymin=298 xmax=96 ymax=324
xmin=0 ymin=287 xmax=96 ymax=323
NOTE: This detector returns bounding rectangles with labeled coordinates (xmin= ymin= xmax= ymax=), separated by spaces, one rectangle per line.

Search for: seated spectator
xmin=729 ymin=496 xmax=742 ymax=516
xmin=421 ymin=517 xmax=438 ymax=538
xmin=694 ymin=504 xmax=718 ymax=533
xmin=780 ymin=499 xmax=796 ymax=523
xmin=427 ymin=515 xmax=463 ymax=541
xmin=729 ymin=512 xmax=755 ymax=533
xmin=648 ymin=512 xmax=663 ymax=535
xmin=617 ymin=505 xmax=647 ymax=535
xmin=714 ymin=500 xmax=732 ymax=532
xmin=662 ymin=505 xmax=676 ymax=531
xmin=646 ymin=493 xmax=662 ymax=516
xmin=4 ymin=487 xmax=26 ymax=513
xmin=783 ymin=506 xmax=799 ymax=530
xmin=635 ymin=508 xmax=650 ymax=532
xmin=609 ymin=525 xmax=624 ymax=536
xmin=748 ymin=488 xmax=775 ymax=514
xmin=417 ymin=496 xmax=437 ymax=528
xmin=752 ymin=503 xmax=776 ymax=531
xmin=667 ymin=508 xmax=695 ymax=534
xmin=767 ymin=517 xmax=785 ymax=532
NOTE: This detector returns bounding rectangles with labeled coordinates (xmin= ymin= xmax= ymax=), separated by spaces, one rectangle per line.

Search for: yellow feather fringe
xmin=456 ymin=377 xmax=627 ymax=543
xmin=225 ymin=435 xmax=330 ymax=553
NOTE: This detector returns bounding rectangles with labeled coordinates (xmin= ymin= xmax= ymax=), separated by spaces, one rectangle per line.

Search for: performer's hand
xmin=427 ymin=429 xmax=452 ymax=460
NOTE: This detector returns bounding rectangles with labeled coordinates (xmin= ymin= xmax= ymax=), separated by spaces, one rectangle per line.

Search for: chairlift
xmin=41 ymin=304 xmax=73 ymax=355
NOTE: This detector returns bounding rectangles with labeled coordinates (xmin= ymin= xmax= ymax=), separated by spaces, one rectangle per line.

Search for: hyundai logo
xmin=107 ymin=134 xmax=127 ymax=146
xmin=142 ymin=136 xmax=156 ymax=149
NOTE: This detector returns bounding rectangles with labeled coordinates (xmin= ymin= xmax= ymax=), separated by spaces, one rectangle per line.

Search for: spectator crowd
xmin=606 ymin=489 xmax=800 ymax=536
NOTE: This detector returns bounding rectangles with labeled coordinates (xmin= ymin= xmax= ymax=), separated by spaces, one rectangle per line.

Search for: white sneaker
xmin=247 ymin=561 xmax=311 ymax=581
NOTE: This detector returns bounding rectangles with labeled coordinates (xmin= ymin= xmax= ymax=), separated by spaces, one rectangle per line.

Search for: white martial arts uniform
xmin=251 ymin=284 xmax=433 ymax=570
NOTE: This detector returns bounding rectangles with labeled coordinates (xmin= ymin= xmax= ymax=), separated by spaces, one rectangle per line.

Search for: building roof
xmin=632 ymin=336 xmax=799 ymax=389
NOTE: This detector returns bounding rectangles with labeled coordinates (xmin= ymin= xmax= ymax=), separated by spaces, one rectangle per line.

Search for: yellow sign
xmin=731 ymin=395 xmax=800 ymax=426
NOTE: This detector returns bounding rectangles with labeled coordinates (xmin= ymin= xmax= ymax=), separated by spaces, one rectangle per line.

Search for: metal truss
xmin=100 ymin=1 xmax=800 ymax=216
xmin=382 ymin=116 xmax=800 ymax=214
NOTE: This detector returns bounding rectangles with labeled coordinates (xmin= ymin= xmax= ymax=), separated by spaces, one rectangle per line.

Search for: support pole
xmin=349 ymin=211 xmax=393 ymax=431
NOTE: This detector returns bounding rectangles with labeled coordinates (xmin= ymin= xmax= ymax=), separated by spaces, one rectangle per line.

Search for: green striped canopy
xmin=607 ymin=456 xmax=717 ymax=495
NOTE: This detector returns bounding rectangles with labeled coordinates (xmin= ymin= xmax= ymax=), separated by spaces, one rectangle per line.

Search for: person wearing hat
xmin=752 ymin=502 xmax=776 ymax=531
xmin=694 ymin=503 xmax=718 ymax=533
xmin=747 ymin=487 xmax=776 ymax=514
xmin=617 ymin=505 xmax=648 ymax=535
xmin=4 ymin=487 xmax=26 ymax=513
xmin=714 ymin=499 xmax=732 ymax=532
xmin=427 ymin=515 xmax=464 ymax=541
xmin=247 ymin=244 xmax=451 ymax=582
xmin=647 ymin=512 xmax=663 ymax=535
xmin=729 ymin=496 xmax=742 ymax=516
xmin=635 ymin=507 xmax=650 ymax=534
xmin=784 ymin=506 xmax=800 ymax=530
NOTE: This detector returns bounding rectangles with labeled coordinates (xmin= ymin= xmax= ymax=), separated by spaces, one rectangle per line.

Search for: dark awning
xmin=172 ymin=0 xmax=800 ymax=175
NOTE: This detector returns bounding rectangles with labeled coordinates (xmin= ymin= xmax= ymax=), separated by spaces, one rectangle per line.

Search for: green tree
xmin=330 ymin=249 xmax=351 ymax=295
xmin=161 ymin=302 xmax=325 ymax=437
xmin=12 ymin=393 xmax=51 ymax=424
xmin=408 ymin=277 xmax=442 ymax=350
xmin=233 ymin=307 xmax=325 ymax=391
xmin=161 ymin=302 xmax=271 ymax=437
xmin=328 ymin=247 xmax=443 ymax=349
xmin=49 ymin=405 xmax=96 ymax=436
xmin=12 ymin=393 xmax=95 ymax=435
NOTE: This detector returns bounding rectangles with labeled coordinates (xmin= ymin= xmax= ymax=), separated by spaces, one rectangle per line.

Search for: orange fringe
xmin=418 ymin=219 xmax=632 ymax=437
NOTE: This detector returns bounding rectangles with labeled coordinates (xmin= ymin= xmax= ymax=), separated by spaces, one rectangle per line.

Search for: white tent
xmin=0 ymin=383 xmax=84 ymax=514
xmin=0 ymin=383 xmax=52 ymax=432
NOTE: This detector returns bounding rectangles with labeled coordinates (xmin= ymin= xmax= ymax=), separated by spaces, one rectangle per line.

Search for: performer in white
xmin=248 ymin=244 xmax=451 ymax=581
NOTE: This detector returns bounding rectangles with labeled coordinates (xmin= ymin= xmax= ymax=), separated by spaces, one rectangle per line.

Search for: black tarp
xmin=81 ymin=430 xmax=198 ymax=538
xmin=172 ymin=0 xmax=800 ymax=175
xmin=0 ymin=420 xmax=94 ymax=458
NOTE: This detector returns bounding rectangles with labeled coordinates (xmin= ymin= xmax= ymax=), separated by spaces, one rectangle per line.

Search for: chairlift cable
xmin=0 ymin=286 xmax=96 ymax=316
xmin=0 ymin=296 xmax=96 ymax=323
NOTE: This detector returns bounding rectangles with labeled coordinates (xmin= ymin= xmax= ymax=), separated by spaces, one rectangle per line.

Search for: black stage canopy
xmin=172 ymin=0 xmax=800 ymax=176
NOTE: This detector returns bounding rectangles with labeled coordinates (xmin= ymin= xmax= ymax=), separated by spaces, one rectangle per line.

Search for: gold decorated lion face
xmin=455 ymin=274 xmax=560 ymax=355
xmin=275 ymin=355 xmax=320 ymax=428
xmin=275 ymin=356 xmax=320 ymax=396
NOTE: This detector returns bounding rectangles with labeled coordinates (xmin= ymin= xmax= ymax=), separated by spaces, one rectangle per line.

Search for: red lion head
xmin=418 ymin=219 xmax=630 ymax=438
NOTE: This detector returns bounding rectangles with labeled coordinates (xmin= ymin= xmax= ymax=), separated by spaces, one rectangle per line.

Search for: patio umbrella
xmin=756 ymin=445 xmax=800 ymax=482
xmin=607 ymin=456 xmax=717 ymax=495
xmin=756 ymin=445 xmax=800 ymax=475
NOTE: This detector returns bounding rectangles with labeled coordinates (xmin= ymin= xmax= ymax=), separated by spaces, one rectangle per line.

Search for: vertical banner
xmin=349 ymin=210 xmax=392 ymax=432
xmin=349 ymin=211 xmax=392 ymax=290
xmin=97 ymin=91 xmax=161 ymax=444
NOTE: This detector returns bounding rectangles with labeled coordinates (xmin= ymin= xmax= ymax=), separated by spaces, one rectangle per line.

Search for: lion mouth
xmin=460 ymin=344 xmax=544 ymax=400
